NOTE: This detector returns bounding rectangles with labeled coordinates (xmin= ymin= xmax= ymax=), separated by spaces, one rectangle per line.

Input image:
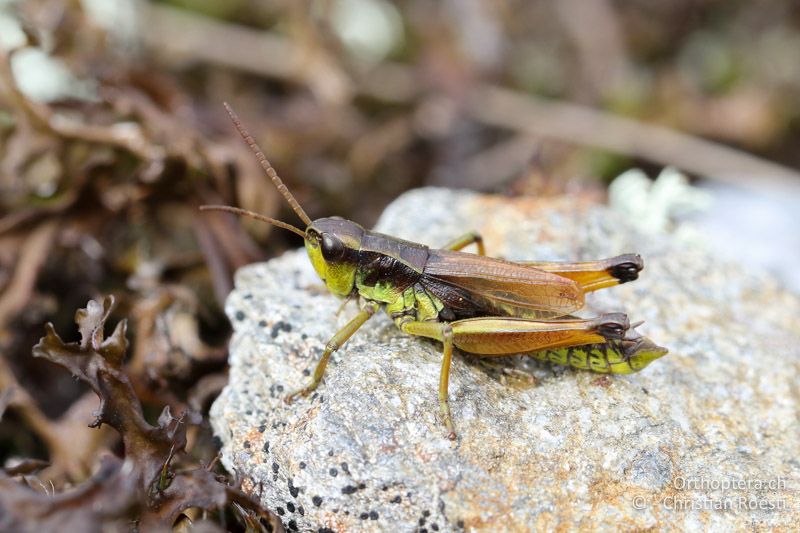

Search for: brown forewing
xmin=421 ymin=249 xmax=584 ymax=319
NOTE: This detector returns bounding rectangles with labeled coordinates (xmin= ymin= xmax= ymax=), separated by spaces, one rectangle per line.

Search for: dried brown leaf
xmin=3 ymin=458 xmax=50 ymax=476
xmin=33 ymin=295 xmax=184 ymax=485
xmin=0 ymin=221 xmax=58 ymax=329
xmin=0 ymin=387 xmax=11 ymax=419
xmin=0 ymin=350 xmax=112 ymax=480
xmin=0 ymin=456 xmax=141 ymax=533
xmin=22 ymin=296 xmax=274 ymax=530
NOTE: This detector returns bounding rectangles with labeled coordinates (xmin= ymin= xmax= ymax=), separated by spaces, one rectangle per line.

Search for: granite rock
xmin=211 ymin=188 xmax=800 ymax=532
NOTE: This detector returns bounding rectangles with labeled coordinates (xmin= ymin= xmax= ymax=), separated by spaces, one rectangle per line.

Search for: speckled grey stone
xmin=211 ymin=188 xmax=800 ymax=532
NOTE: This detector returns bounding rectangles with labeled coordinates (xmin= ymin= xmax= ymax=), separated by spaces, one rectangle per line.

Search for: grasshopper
xmin=202 ymin=104 xmax=667 ymax=439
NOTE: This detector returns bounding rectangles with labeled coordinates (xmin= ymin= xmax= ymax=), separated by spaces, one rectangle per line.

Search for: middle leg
xmin=399 ymin=319 xmax=457 ymax=439
xmin=442 ymin=231 xmax=485 ymax=255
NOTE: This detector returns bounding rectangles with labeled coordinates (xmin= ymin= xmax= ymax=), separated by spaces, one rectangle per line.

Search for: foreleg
xmin=286 ymin=300 xmax=380 ymax=403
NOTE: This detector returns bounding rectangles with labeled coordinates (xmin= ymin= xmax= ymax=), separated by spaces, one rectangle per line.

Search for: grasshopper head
xmin=305 ymin=217 xmax=364 ymax=297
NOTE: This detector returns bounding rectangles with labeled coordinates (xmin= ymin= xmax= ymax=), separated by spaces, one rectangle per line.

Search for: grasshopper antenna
xmin=199 ymin=205 xmax=306 ymax=238
xmin=222 ymin=102 xmax=312 ymax=227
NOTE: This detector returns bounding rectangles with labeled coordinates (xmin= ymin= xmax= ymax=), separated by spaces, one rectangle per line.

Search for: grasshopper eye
xmin=321 ymin=234 xmax=345 ymax=260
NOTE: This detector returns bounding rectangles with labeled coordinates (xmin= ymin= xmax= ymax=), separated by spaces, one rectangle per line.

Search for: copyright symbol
xmin=633 ymin=496 xmax=648 ymax=510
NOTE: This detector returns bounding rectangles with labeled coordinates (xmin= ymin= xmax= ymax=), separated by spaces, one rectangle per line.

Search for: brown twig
xmin=0 ymin=48 xmax=163 ymax=162
xmin=140 ymin=3 xmax=800 ymax=193
xmin=468 ymin=85 xmax=800 ymax=193
xmin=0 ymin=222 xmax=58 ymax=327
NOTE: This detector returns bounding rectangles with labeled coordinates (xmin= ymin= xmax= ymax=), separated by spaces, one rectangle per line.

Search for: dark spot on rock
xmin=381 ymin=485 xmax=387 ymax=491
xmin=642 ymin=387 xmax=649 ymax=394
xmin=329 ymin=468 xmax=338 ymax=477
xmin=340 ymin=462 xmax=350 ymax=474
xmin=287 ymin=502 xmax=295 ymax=513
xmin=302 ymin=369 xmax=311 ymax=376
xmin=276 ymin=384 xmax=284 ymax=392
xmin=258 ymin=424 xmax=266 ymax=433
xmin=391 ymin=496 xmax=401 ymax=504
xmin=312 ymin=495 xmax=323 ymax=507
xmin=357 ymin=483 xmax=365 ymax=489
xmin=301 ymin=333 xmax=308 ymax=340
xmin=419 ymin=518 xmax=426 ymax=526
xmin=360 ymin=513 xmax=369 ymax=520
xmin=420 ymin=529 xmax=428 ymax=533
xmin=457 ymin=520 xmax=465 ymax=528
xmin=369 ymin=511 xmax=379 ymax=520
xmin=272 ymin=475 xmax=277 ymax=482
xmin=212 ymin=436 xmax=222 ymax=449
xmin=423 ymin=510 xmax=431 ymax=517
xmin=272 ymin=462 xmax=279 ymax=473
xmin=287 ymin=520 xmax=298 ymax=531
xmin=342 ymin=485 xmax=358 ymax=495
xmin=258 ymin=320 xmax=267 ymax=327
xmin=263 ymin=441 xmax=269 ymax=453
xmin=243 ymin=441 xmax=251 ymax=449
xmin=243 ymin=293 xmax=253 ymax=300
xmin=298 ymin=505 xmax=305 ymax=516
xmin=276 ymin=507 xmax=284 ymax=516
xmin=299 ymin=461 xmax=306 ymax=469
xmin=288 ymin=478 xmax=300 ymax=498
xmin=235 ymin=310 xmax=245 ymax=321
xmin=328 ymin=449 xmax=334 ymax=457
xmin=432 ymin=525 xmax=439 ymax=531
xmin=318 ymin=529 xmax=335 ymax=533
xmin=271 ymin=321 xmax=292 ymax=338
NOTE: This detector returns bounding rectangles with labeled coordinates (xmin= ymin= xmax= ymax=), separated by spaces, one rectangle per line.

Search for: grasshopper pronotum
xmin=202 ymin=104 xmax=667 ymax=439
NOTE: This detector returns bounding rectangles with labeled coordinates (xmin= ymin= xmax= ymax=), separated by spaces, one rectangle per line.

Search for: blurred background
xmin=1 ymin=0 xmax=799 ymax=528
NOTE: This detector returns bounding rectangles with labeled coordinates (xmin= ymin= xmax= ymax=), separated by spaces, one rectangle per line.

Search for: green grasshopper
xmin=202 ymin=104 xmax=667 ymax=439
